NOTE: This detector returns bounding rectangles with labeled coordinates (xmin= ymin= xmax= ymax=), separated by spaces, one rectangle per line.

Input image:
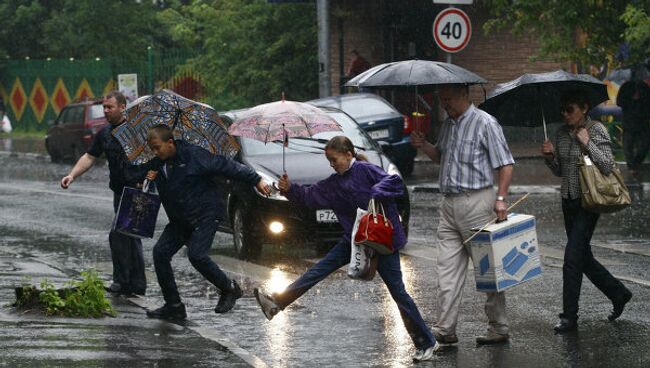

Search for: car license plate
xmin=368 ymin=128 xmax=389 ymax=139
xmin=316 ymin=209 xmax=338 ymax=223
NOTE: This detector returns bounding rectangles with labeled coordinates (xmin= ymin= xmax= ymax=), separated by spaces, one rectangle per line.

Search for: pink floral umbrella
xmin=228 ymin=95 xmax=342 ymax=172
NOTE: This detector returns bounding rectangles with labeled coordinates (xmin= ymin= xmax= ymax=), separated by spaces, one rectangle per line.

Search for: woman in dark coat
xmin=542 ymin=90 xmax=633 ymax=332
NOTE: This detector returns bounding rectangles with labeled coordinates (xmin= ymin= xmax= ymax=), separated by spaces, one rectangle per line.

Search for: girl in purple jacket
xmin=254 ymin=136 xmax=438 ymax=362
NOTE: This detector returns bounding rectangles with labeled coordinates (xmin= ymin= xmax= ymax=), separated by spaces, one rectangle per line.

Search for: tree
xmin=482 ymin=0 xmax=650 ymax=69
xmin=0 ymin=0 xmax=173 ymax=62
xmin=158 ymin=0 xmax=318 ymax=110
xmin=621 ymin=4 xmax=650 ymax=63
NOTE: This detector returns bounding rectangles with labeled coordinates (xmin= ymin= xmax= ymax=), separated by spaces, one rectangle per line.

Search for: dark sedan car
xmin=219 ymin=107 xmax=410 ymax=259
xmin=307 ymin=93 xmax=417 ymax=176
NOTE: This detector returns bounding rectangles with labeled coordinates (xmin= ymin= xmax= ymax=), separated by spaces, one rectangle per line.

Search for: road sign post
xmin=433 ymin=7 xmax=472 ymax=54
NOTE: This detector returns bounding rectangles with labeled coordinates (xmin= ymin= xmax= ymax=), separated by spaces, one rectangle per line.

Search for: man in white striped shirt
xmin=412 ymin=84 xmax=514 ymax=346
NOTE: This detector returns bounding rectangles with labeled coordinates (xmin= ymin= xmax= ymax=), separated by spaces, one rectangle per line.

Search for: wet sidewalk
xmin=0 ymin=253 xmax=251 ymax=367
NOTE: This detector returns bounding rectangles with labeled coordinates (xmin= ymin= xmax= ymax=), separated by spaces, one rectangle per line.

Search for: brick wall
xmin=329 ymin=0 xmax=387 ymax=95
xmin=329 ymin=1 xmax=570 ymax=103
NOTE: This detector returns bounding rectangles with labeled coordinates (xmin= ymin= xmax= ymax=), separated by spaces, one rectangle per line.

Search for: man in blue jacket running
xmin=145 ymin=124 xmax=271 ymax=320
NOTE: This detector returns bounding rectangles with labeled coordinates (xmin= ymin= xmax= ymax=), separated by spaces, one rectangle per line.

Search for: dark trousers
xmin=561 ymin=198 xmax=629 ymax=320
xmin=274 ymin=239 xmax=436 ymax=350
xmin=152 ymin=219 xmax=231 ymax=305
xmin=623 ymin=127 xmax=650 ymax=172
xmin=111 ymin=193 xmax=147 ymax=294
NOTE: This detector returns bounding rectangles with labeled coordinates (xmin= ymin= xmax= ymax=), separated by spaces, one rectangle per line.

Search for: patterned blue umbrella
xmin=113 ymin=89 xmax=239 ymax=164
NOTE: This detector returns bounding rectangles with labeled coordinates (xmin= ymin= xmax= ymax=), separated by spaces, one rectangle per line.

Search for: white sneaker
xmin=413 ymin=343 xmax=440 ymax=362
xmin=254 ymin=288 xmax=279 ymax=321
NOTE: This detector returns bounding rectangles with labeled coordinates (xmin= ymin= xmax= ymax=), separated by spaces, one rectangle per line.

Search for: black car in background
xmin=307 ymin=93 xmax=417 ymax=176
xmin=218 ymin=107 xmax=410 ymax=259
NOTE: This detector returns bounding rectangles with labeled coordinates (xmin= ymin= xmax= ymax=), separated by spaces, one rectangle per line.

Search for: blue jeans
xmin=111 ymin=193 xmax=147 ymax=294
xmin=561 ymin=198 xmax=629 ymax=320
xmin=274 ymin=239 xmax=436 ymax=350
xmin=153 ymin=219 xmax=231 ymax=305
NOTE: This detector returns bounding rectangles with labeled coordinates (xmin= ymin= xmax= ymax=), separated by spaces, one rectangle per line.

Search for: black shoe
xmin=146 ymin=303 xmax=187 ymax=320
xmin=215 ymin=280 xmax=242 ymax=314
xmin=609 ymin=290 xmax=633 ymax=321
xmin=106 ymin=282 xmax=122 ymax=293
xmin=554 ymin=318 xmax=577 ymax=333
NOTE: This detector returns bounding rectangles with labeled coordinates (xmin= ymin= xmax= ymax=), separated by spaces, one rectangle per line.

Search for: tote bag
xmin=112 ymin=180 xmax=161 ymax=238
xmin=348 ymin=207 xmax=378 ymax=280
xmin=578 ymin=121 xmax=631 ymax=213
xmin=578 ymin=154 xmax=631 ymax=213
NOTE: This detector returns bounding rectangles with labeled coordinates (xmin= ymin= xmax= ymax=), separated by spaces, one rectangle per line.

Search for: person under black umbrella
xmin=616 ymin=79 xmax=650 ymax=178
xmin=542 ymin=89 xmax=633 ymax=332
xmin=411 ymin=84 xmax=515 ymax=346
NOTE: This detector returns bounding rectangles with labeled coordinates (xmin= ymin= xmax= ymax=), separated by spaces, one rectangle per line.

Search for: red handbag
xmin=354 ymin=199 xmax=395 ymax=255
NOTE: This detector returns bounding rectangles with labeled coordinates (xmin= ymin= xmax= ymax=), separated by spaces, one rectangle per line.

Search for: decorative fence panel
xmin=0 ymin=48 xmax=202 ymax=132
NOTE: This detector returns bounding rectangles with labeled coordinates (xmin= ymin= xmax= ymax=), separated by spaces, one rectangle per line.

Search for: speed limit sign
xmin=433 ymin=8 xmax=471 ymax=53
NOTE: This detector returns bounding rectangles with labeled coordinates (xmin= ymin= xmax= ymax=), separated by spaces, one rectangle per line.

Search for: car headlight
xmin=255 ymin=170 xmax=288 ymax=201
xmin=386 ymin=163 xmax=402 ymax=177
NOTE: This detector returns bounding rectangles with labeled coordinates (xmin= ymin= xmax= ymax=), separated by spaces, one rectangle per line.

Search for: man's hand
xmin=145 ymin=170 xmax=158 ymax=181
xmin=494 ymin=199 xmax=508 ymax=222
xmin=410 ymin=131 xmax=427 ymax=149
xmin=541 ymin=140 xmax=554 ymax=158
xmin=278 ymin=173 xmax=291 ymax=192
xmin=60 ymin=175 xmax=74 ymax=189
xmin=256 ymin=179 xmax=272 ymax=196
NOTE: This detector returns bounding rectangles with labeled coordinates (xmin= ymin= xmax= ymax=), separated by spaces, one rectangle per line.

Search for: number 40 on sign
xmin=433 ymin=7 xmax=472 ymax=53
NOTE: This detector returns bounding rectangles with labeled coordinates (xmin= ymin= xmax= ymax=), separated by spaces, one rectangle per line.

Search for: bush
xmin=16 ymin=269 xmax=116 ymax=318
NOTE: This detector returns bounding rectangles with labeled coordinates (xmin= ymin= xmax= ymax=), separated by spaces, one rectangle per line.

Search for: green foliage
xmin=158 ymin=0 xmax=319 ymax=110
xmin=621 ymin=5 xmax=650 ymax=61
xmin=39 ymin=279 xmax=66 ymax=315
xmin=36 ymin=270 xmax=116 ymax=318
xmin=482 ymin=0 xmax=648 ymax=67
xmin=0 ymin=0 xmax=175 ymax=62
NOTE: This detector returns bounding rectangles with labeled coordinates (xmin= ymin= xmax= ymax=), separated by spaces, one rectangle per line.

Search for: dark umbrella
xmin=113 ymin=89 xmax=240 ymax=165
xmin=479 ymin=70 xmax=608 ymax=140
xmin=345 ymin=59 xmax=486 ymax=131
xmin=345 ymin=59 xmax=487 ymax=88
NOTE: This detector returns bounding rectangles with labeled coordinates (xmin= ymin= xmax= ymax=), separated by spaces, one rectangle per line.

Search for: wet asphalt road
xmin=1 ymin=153 xmax=649 ymax=367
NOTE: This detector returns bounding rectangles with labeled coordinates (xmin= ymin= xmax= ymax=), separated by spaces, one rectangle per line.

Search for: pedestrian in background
xmin=60 ymin=91 xmax=148 ymax=296
xmin=542 ymin=89 xmax=633 ymax=333
xmin=616 ymin=79 xmax=650 ymax=179
xmin=144 ymin=124 xmax=270 ymax=320
xmin=253 ymin=136 xmax=439 ymax=362
xmin=411 ymin=84 xmax=514 ymax=346
xmin=346 ymin=49 xmax=371 ymax=79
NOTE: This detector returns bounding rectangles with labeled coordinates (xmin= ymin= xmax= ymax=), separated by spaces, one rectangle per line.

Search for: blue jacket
xmin=153 ymin=141 xmax=260 ymax=227
xmin=286 ymin=160 xmax=407 ymax=250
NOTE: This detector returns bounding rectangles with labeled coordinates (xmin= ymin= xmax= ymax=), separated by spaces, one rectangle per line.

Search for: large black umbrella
xmin=345 ymin=59 xmax=486 ymax=131
xmin=479 ymin=70 xmax=608 ymax=139
xmin=345 ymin=59 xmax=486 ymax=88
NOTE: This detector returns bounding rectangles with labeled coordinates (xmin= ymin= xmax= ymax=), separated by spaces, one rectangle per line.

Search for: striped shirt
xmin=545 ymin=119 xmax=614 ymax=199
xmin=436 ymin=104 xmax=514 ymax=194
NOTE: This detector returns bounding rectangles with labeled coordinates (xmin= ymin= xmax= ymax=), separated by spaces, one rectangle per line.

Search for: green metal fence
xmin=0 ymin=48 xmax=202 ymax=132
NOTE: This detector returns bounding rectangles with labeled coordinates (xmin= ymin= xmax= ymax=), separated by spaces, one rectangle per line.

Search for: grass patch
xmin=15 ymin=269 xmax=116 ymax=318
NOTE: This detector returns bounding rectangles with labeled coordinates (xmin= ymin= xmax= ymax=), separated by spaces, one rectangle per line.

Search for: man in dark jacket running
xmin=145 ymin=124 xmax=271 ymax=320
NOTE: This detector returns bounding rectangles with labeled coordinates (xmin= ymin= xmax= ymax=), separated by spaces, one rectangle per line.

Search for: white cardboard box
xmin=469 ymin=213 xmax=542 ymax=292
